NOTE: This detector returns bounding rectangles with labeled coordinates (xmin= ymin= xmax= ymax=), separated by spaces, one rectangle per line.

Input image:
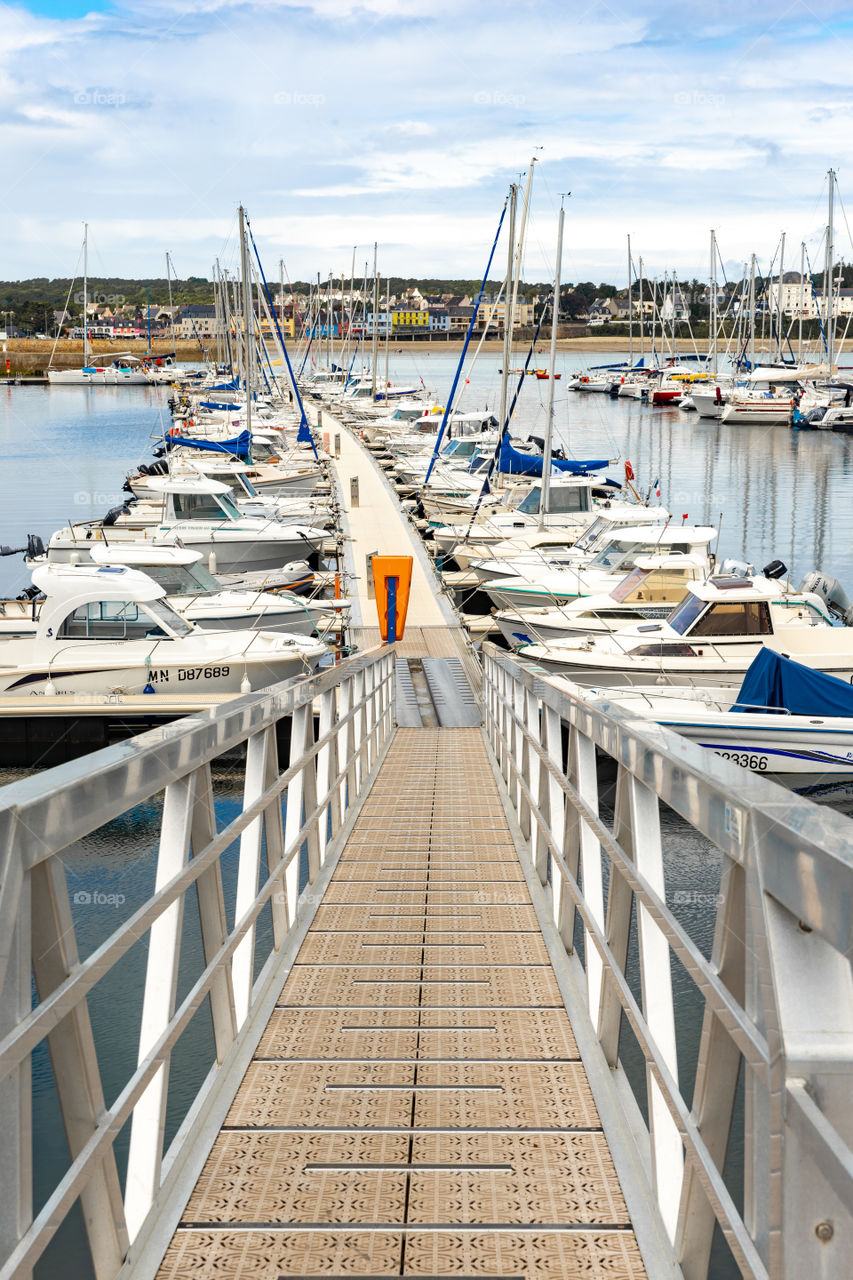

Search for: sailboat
xmin=47 ymin=225 xmax=150 ymax=386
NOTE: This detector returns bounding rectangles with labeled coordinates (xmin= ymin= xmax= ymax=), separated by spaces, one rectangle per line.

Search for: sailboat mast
xmin=798 ymin=242 xmax=805 ymax=363
xmin=627 ymin=233 xmax=633 ymax=366
xmin=384 ymin=276 xmax=390 ymax=393
xmin=776 ymin=233 xmax=785 ymax=363
xmin=540 ymin=202 xmax=564 ymax=529
xmin=497 ymin=186 xmax=518 ymax=439
xmin=166 ymin=253 xmax=175 ymax=358
xmin=82 ymin=222 xmax=88 ymax=367
xmin=639 ymin=256 xmax=645 ymax=362
xmin=370 ymin=242 xmax=379 ymax=400
xmin=706 ymin=230 xmax=712 ymax=373
xmin=238 ymin=204 xmax=253 ymax=437
xmin=748 ymin=254 xmax=756 ymax=370
xmin=825 ymin=168 xmax=836 ymax=371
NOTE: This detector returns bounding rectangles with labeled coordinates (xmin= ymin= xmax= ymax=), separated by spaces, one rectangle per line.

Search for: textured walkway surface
xmin=156 ymin=729 xmax=647 ymax=1278
xmin=331 ymin=416 xmax=455 ymax=632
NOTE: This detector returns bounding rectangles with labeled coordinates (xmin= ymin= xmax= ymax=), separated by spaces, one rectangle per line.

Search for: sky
xmin=1 ymin=0 xmax=851 ymax=286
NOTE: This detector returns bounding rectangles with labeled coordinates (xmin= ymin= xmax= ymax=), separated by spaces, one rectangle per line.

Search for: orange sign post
xmin=371 ymin=555 xmax=413 ymax=643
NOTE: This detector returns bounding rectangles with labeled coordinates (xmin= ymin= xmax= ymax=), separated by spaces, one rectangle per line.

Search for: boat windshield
xmin=143 ymin=599 xmax=194 ymax=638
xmin=144 ymin=563 xmax=220 ymax=596
xmin=171 ymin=491 xmax=242 ymax=521
xmin=571 ymin=516 xmax=607 ymax=552
xmin=515 ymin=486 xmax=590 ymax=516
xmin=666 ymin=593 xmax=708 ymax=635
xmin=610 ymin=567 xmax=653 ymax=603
xmin=234 ymin=473 xmax=259 ymax=498
xmin=58 ymin=598 xmax=192 ymax=640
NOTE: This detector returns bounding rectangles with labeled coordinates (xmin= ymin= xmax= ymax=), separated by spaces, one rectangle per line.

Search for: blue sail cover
xmin=498 ymin=438 xmax=608 ymax=477
xmin=166 ymin=431 xmax=251 ymax=458
xmin=735 ymin=648 xmax=853 ymax=717
xmin=199 ymin=400 xmax=241 ymax=412
xmin=206 ymin=379 xmax=239 ymax=391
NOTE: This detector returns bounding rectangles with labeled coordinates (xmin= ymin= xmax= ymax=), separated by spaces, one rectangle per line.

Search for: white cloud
xmin=0 ymin=0 xmax=850 ymax=281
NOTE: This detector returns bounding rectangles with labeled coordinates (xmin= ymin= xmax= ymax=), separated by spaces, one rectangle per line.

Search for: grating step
xmin=394 ymin=659 xmax=422 ymax=727
xmin=421 ymin=657 xmax=482 ymax=727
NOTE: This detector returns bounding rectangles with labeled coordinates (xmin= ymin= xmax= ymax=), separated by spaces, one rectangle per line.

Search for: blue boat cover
xmin=166 ymin=430 xmax=251 ymax=458
xmin=498 ymin=438 xmax=608 ymax=476
xmin=199 ymin=400 xmax=241 ymax=412
xmin=735 ymin=648 xmax=853 ymax=717
xmin=206 ymin=379 xmax=239 ymax=391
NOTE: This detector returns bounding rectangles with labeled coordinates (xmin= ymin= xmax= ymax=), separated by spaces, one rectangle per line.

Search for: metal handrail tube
xmin=0 ymin=668 xmax=392 ymax=1084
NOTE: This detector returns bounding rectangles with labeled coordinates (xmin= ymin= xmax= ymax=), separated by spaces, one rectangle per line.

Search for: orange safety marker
xmin=371 ymin=555 xmax=413 ymax=643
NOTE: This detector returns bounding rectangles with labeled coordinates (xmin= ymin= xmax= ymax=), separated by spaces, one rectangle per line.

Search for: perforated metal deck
xmin=156 ymin=729 xmax=648 ymax=1279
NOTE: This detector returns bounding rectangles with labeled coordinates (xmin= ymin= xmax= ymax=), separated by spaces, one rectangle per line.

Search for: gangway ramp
xmin=155 ymin=729 xmax=647 ymax=1278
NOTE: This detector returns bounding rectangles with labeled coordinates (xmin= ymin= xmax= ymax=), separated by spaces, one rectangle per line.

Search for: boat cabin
xmin=89 ymin=545 xmax=220 ymax=597
xmin=33 ymin=565 xmax=193 ymax=644
xmin=145 ymin=476 xmax=244 ymax=523
xmin=583 ymin=525 xmax=718 ymax=575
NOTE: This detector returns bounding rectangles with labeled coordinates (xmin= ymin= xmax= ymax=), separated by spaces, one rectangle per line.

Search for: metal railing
xmin=482 ymin=644 xmax=853 ymax=1280
xmin=0 ymin=648 xmax=395 ymax=1280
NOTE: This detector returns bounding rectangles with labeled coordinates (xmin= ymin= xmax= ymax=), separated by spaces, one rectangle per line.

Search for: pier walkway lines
xmin=155 ymin=728 xmax=648 ymax=1278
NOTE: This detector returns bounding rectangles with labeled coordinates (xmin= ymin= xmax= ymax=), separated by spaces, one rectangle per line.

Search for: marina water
xmin=4 ymin=352 xmax=851 ymax=1277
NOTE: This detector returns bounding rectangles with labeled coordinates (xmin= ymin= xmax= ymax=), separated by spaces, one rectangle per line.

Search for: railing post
xmin=338 ymin=674 xmax=355 ymax=818
xmin=0 ymin=863 xmax=32 ymax=1280
xmin=352 ymin=668 xmax=366 ymax=791
xmin=568 ymin=724 xmax=606 ymax=1023
xmin=190 ymin=762 xmax=238 ymax=1060
xmin=316 ymin=687 xmax=340 ymax=861
xmin=232 ymin=727 xmax=278 ymax=1025
xmin=125 ymin=773 xmax=197 ymax=1242
xmin=282 ymin=705 xmax=310 ymax=923
xmin=626 ymin=772 xmax=684 ymax=1241
xmin=676 ymin=856 xmax=746 ymax=1279
xmin=537 ymin=702 xmax=563 ymax=890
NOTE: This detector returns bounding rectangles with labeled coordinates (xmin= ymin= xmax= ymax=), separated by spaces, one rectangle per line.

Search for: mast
xmin=165 ymin=253 xmax=175 ymax=357
xmin=627 ymin=233 xmax=633 ymax=365
xmin=82 ymin=222 xmax=88 ymax=367
xmin=794 ymin=240 xmax=799 ymax=363
xmin=539 ymin=201 xmax=564 ymax=529
xmin=748 ymin=254 xmax=756 ymax=370
xmin=238 ymin=204 xmax=253 ymax=437
xmin=638 ymin=256 xmax=645 ymax=362
xmin=497 ymin=185 xmax=518 ymax=441
xmin=384 ymin=276 xmax=390 ymax=394
xmin=710 ymin=230 xmax=717 ymax=376
xmin=825 ymin=168 xmax=836 ymax=371
xmin=370 ymin=242 xmax=379 ymax=401
xmin=776 ymin=232 xmax=785 ymax=363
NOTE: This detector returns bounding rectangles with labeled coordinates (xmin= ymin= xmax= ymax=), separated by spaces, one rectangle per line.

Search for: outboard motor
xmin=721 ymin=558 xmax=755 ymax=577
xmin=800 ymin=571 xmax=853 ymax=623
xmin=761 ymin=559 xmax=787 ymax=581
xmin=102 ymin=503 xmax=130 ymax=528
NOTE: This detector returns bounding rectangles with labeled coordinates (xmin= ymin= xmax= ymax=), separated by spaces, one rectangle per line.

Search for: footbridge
xmin=1 ymin=422 xmax=852 ymax=1280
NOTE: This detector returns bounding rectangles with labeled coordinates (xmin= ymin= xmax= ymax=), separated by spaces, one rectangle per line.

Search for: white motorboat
xmin=492 ymin=555 xmax=711 ymax=647
xmin=40 ymin=476 xmax=327 ymax=574
xmin=547 ymin=649 xmax=853 ymax=787
xmin=519 ymin=572 xmax=853 ymax=687
xmin=479 ymin=525 xmax=718 ymax=611
xmin=0 ymin=546 xmax=347 ymax=638
xmin=0 ymin=564 xmax=327 ymax=697
xmin=721 ymin=391 xmax=795 ymax=426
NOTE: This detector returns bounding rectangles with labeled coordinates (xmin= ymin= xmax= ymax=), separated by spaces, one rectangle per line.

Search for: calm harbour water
xmin=5 ymin=351 xmax=849 ymax=1277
